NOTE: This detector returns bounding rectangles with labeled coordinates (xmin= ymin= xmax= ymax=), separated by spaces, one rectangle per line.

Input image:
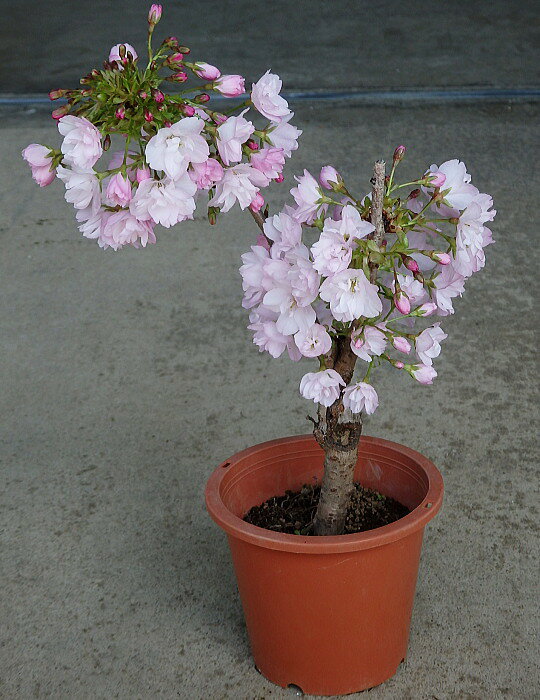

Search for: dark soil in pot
xmin=243 ymin=482 xmax=409 ymax=535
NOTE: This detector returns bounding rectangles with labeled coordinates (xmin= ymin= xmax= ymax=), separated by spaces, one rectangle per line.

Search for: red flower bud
xmin=48 ymin=89 xmax=66 ymax=101
xmin=144 ymin=109 xmax=154 ymax=122
xmin=115 ymin=106 xmax=126 ymax=120
xmin=246 ymin=140 xmax=259 ymax=151
xmin=179 ymin=104 xmax=195 ymax=116
xmin=194 ymin=93 xmax=210 ymax=103
xmin=148 ymin=4 xmax=162 ymax=25
xmin=393 ymin=145 xmax=406 ymax=163
xmin=172 ymin=71 xmax=188 ymax=83
xmin=152 ymin=89 xmax=165 ymax=104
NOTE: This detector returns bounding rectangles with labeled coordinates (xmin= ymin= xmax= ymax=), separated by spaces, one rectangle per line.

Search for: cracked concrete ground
xmin=1 ymin=99 xmax=538 ymax=699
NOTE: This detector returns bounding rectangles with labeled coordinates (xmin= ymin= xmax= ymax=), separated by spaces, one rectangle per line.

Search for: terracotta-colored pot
xmin=205 ymin=434 xmax=443 ymax=696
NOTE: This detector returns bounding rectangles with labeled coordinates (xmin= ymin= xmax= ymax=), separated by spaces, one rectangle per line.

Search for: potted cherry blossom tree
xmin=205 ymin=149 xmax=494 ymax=693
xmin=23 ymin=4 xmax=495 ymax=696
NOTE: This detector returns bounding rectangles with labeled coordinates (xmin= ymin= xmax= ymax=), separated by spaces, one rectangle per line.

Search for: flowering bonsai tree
xmin=22 ymin=5 xmax=301 ymax=250
xmin=22 ymin=4 xmax=496 ymax=538
xmin=240 ymin=152 xmax=495 ymax=534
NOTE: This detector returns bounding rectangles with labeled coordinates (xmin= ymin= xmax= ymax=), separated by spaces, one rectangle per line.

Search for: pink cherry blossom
xmin=249 ymin=318 xmax=291 ymax=358
xmin=108 ymin=43 xmax=138 ymax=64
xmin=319 ymin=165 xmax=341 ymax=190
xmin=208 ymin=163 xmax=267 ymax=213
xmin=415 ymin=324 xmax=447 ymax=365
xmin=189 ymin=158 xmax=224 ymax=189
xmin=429 ymin=159 xmax=479 ymax=210
xmin=395 ymin=273 xmax=428 ymax=307
xmin=216 ymin=109 xmax=255 ymax=165
xmin=262 ymin=210 xmax=302 ymax=251
xmin=323 ymin=204 xmax=375 ymax=243
xmin=145 ymin=118 xmax=209 ymax=180
xmin=267 ymin=114 xmax=302 ymax=157
xmin=56 ymin=165 xmax=101 ymax=213
xmin=193 ymin=62 xmax=221 ymax=80
xmin=433 ymin=264 xmax=466 ymax=315
xmin=106 ymin=172 xmax=132 ymax=206
xmin=311 ymin=230 xmax=352 ymax=276
xmin=410 ymin=364 xmax=437 ymax=385
xmin=392 ymin=336 xmax=411 ymax=354
xmin=343 ymin=382 xmax=379 ymax=415
xmin=214 ymin=74 xmax=245 ymax=97
xmin=350 ymin=325 xmax=387 ymax=361
xmin=250 ymin=147 xmax=285 ymax=184
xmin=319 ymin=269 xmax=382 ymax=322
xmin=100 ymin=210 xmax=155 ymax=250
xmin=251 ymin=71 xmax=291 ymax=122
xmin=22 ymin=144 xmax=55 ymax=186
xmin=58 ymin=115 xmax=102 ymax=170
xmin=290 ymin=170 xmax=324 ymax=224
xmin=240 ymin=245 xmax=272 ymax=309
xmin=136 ymin=166 xmax=151 ymax=183
xmin=294 ymin=324 xmax=332 ymax=358
xmin=130 ymin=174 xmax=197 ymax=227
xmin=299 ymin=369 xmax=345 ymax=407
xmin=416 ymin=302 xmax=438 ymax=316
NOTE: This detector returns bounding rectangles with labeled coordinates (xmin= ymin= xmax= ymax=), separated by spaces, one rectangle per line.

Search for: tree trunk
xmin=312 ymin=409 xmax=362 ymax=535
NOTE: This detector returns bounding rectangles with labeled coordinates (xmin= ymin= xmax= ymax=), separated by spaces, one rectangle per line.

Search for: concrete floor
xmin=1 ymin=99 xmax=538 ymax=698
xmin=1 ymin=1 xmax=539 ymax=697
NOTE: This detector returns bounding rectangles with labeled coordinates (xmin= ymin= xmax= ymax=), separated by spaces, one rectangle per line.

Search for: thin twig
xmin=370 ymin=160 xmax=386 ymax=283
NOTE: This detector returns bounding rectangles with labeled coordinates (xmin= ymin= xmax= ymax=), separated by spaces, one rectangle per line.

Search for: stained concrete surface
xmin=1 ymin=0 xmax=538 ymax=94
xmin=1 ymin=98 xmax=538 ymax=698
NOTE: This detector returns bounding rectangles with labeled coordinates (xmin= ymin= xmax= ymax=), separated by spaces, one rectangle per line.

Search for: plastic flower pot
xmin=205 ymin=434 xmax=443 ymax=696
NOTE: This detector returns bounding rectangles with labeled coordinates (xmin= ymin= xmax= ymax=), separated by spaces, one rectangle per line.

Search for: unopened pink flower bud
xmin=48 ymin=89 xmax=66 ymax=101
xmin=167 ymin=52 xmax=184 ymax=66
xmin=136 ymin=166 xmax=151 ymax=183
xmin=213 ymin=113 xmax=228 ymax=125
xmin=172 ymin=71 xmax=188 ymax=83
xmin=144 ymin=109 xmax=154 ymax=122
xmin=195 ymin=93 xmax=210 ymax=103
xmin=416 ymin=302 xmax=438 ymax=317
xmin=249 ymin=193 xmax=265 ymax=212
xmin=403 ymin=256 xmax=419 ymax=273
xmin=393 ymin=145 xmax=406 ymax=163
xmin=319 ymin=165 xmax=341 ymax=190
xmin=164 ymin=120 xmax=172 ymax=127
xmin=433 ymin=252 xmax=451 ymax=265
xmin=427 ymin=171 xmax=446 ymax=188
xmin=148 ymin=4 xmax=162 ymax=24
xmin=179 ymin=104 xmax=195 ymax=116
xmin=193 ymin=62 xmax=221 ymax=81
xmin=115 ymin=106 xmax=126 ymax=119
xmin=152 ymin=89 xmax=165 ymax=104
xmin=139 ymin=90 xmax=148 ymax=100
xmin=51 ymin=105 xmax=69 ymax=120
xmin=247 ymin=140 xmax=259 ymax=151
xmin=395 ymin=361 xmax=405 ymax=369
xmin=409 ymin=188 xmax=421 ymax=199
xmin=214 ymin=74 xmax=245 ymax=97
xmin=394 ymin=291 xmax=411 ymax=315
xmin=393 ymin=337 xmax=411 ymax=354
xmin=274 ymin=173 xmax=284 ymax=183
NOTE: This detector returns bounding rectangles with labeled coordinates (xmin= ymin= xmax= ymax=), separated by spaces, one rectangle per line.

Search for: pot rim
xmin=205 ymin=434 xmax=444 ymax=553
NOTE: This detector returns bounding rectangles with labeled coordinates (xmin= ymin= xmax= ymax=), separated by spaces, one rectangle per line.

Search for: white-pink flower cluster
xmin=240 ymin=159 xmax=495 ymax=415
xmin=23 ymin=57 xmax=301 ymax=251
